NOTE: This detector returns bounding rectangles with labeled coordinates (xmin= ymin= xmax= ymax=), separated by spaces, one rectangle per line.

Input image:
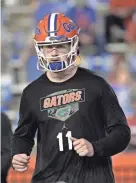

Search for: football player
xmin=12 ymin=13 xmax=130 ymax=183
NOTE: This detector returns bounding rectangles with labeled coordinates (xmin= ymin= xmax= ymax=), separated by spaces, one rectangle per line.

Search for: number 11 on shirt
xmin=57 ymin=131 xmax=72 ymax=151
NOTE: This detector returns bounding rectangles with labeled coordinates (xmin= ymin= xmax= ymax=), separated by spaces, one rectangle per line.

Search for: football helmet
xmin=34 ymin=13 xmax=80 ymax=72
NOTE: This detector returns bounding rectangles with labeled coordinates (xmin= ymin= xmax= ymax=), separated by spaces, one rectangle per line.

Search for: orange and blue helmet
xmin=34 ymin=13 xmax=80 ymax=72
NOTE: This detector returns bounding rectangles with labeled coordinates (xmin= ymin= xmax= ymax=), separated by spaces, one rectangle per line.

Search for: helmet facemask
xmin=34 ymin=35 xmax=79 ymax=72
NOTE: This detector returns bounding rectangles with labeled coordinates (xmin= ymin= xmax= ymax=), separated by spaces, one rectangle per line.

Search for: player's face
xmin=42 ymin=42 xmax=71 ymax=62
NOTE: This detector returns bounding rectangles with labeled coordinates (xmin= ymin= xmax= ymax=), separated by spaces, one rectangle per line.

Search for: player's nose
xmin=51 ymin=48 xmax=59 ymax=57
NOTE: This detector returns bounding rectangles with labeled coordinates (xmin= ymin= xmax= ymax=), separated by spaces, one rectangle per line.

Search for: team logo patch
xmin=63 ymin=22 xmax=77 ymax=32
xmin=55 ymin=105 xmax=71 ymax=121
xmin=40 ymin=89 xmax=85 ymax=121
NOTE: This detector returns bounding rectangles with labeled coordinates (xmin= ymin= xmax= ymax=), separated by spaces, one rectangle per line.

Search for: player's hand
xmin=71 ymin=137 xmax=94 ymax=157
xmin=12 ymin=154 xmax=30 ymax=172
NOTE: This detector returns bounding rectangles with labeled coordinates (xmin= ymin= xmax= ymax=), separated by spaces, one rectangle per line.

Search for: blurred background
xmin=1 ymin=0 xmax=136 ymax=182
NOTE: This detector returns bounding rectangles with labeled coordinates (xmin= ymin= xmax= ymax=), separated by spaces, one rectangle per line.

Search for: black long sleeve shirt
xmin=12 ymin=67 xmax=130 ymax=183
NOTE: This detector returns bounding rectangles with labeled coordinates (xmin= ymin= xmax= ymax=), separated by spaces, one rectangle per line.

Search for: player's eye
xmin=45 ymin=45 xmax=53 ymax=49
xmin=55 ymin=44 xmax=64 ymax=49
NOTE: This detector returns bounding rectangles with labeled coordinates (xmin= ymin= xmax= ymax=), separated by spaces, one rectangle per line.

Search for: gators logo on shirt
xmin=40 ymin=89 xmax=85 ymax=121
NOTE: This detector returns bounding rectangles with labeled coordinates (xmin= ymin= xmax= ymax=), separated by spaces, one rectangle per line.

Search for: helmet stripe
xmin=48 ymin=14 xmax=51 ymax=36
xmin=54 ymin=14 xmax=58 ymax=36
xmin=50 ymin=13 xmax=58 ymax=37
xmin=50 ymin=13 xmax=56 ymax=36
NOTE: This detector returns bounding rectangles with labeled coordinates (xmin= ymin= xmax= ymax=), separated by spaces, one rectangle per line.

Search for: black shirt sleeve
xmin=11 ymin=89 xmax=38 ymax=156
xmin=1 ymin=112 xmax=12 ymax=176
xmin=92 ymin=80 xmax=131 ymax=157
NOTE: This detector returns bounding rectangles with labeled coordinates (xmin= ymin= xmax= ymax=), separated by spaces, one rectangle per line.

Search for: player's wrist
xmin=87 ymin=143 xmax=94 ymax=157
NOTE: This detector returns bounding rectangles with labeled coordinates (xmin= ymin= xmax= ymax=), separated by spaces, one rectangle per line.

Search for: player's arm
xmin=11 ymin=89 xmax=37 ymax=171
xmin=91 ymin=80 xmax=131 ymax=157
